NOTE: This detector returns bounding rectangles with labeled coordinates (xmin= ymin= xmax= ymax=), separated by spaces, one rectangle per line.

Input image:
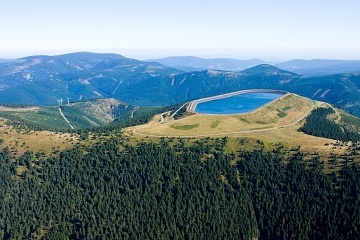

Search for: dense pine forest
xmin=300 ymin=107 xmax=360 ymax=142
xmin=0 ymin=133 xmax=359 ymax=239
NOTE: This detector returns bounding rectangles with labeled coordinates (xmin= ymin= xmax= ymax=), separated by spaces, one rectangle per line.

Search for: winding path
xmin=170 ymin=103 xmax=188 ymax=121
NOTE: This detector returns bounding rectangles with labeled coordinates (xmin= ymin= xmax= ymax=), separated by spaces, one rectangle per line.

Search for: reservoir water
xmin=194 ymin=92 xmax=285 ymax=114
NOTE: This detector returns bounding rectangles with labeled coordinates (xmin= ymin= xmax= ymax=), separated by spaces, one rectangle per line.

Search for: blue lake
xmin=195 ymin=92 xmax=285 ymax=114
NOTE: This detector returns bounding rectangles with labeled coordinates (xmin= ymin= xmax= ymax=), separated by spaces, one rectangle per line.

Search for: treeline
xmin=300 ymin=107 xmax=360 ymax=142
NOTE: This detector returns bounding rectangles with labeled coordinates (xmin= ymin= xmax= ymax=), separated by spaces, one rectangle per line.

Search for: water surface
xmin=195 ymin=92 xmax=285 ymax=114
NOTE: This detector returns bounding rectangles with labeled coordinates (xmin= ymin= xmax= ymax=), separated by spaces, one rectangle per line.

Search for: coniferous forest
xmin=299 ymin=107 xmax=360 ymax=142
xmin=0 ymin=133 xmax=359 ymax=239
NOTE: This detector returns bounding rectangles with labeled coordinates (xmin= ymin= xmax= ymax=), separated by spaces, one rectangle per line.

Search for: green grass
xmin=276 ymin=109 xmax=287 ymax=118
xmin=282 ymin=106 xmax=292 ymax=111
xmin=240 ymin=118 xmax=250 ymax=123
xmin=210 ymin=120 xmax=220 ymax=128
xmin=170 ymin=123 xmax=200 ymax=130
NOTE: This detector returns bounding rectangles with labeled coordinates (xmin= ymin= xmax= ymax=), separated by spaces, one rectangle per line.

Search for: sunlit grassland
xmin=0 ymin=118 xmax=78 ymax=156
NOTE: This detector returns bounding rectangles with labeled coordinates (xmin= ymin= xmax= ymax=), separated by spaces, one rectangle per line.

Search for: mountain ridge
xmin=276 ymin=59 xmax=360 ymax=76
xmin=147 ymin=56 xmax=267 ymax=71
xmin=148 ymin=56 xmax=360 ymax=76
xmin=0 ymin=52 xmax=359 ymax=117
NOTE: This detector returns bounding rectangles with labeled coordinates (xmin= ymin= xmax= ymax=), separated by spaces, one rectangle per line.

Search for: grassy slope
xmin=0 ymin=118 xmax=77 ymax=156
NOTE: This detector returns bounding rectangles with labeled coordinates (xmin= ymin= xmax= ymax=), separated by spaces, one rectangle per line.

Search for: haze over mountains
xmin=0 ymin=52 xmax=360 ymax=117
xmin=146 ymin=56 xmax=267 ymax=72
xmin=151 ymin=56 xmax=360 ymax=76
xmin=276 ymin=59 xmax=360 ymax=76
xmin=0 ymin=59 xmax=12 ymax=63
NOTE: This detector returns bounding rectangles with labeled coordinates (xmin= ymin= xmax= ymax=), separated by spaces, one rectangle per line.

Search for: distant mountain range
xmin=0 ymin=59 xmax=12 ymax=63
xmin=149 ymin=56 xmax=360 ymax=76
xmin=275 ymin=59 xmax=360 ymax=76
xmin=147 ymin=56 xmax=267 ymax=72
xmin=0 ymin=52 xmax=359 ymax=117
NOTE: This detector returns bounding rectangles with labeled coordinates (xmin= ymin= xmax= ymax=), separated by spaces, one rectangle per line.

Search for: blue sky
xmin=1 ymin=0 xmax=359 ymax=60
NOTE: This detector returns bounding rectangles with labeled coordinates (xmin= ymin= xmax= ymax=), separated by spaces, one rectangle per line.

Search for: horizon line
xmin=1 ymin=50 xmax=360 ymax=62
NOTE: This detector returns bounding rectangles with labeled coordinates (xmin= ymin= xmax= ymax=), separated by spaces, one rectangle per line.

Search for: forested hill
xmin=300 ymin=106 xmax=360 ymax=142
xmin=0 ymin=134 xmax=359 ymax=239
xmin=0 ymin=52 xmax=360 ymax=117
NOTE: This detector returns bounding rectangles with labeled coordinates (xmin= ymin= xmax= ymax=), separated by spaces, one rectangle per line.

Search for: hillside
xmin=0 ymin=53 xmax=360 ymax=117
xmin=0 ymin=52 xmax=181 ymax=106
xmin=0 ymin=98 xmax=133 ymax=131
